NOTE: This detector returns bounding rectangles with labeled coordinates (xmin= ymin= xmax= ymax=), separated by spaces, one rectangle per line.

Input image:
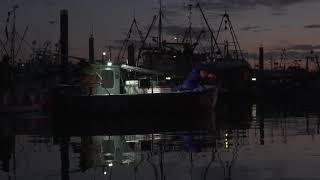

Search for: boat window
xmin=101 ymin=70 xmax=114 ymax=88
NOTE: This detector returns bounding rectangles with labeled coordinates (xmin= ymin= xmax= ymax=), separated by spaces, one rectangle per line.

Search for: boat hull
xmin=51 ymin=88 xmax=218 ymax=122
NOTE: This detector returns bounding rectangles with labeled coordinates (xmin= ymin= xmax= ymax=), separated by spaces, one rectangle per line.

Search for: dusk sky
xmin=1 ymin=0 xmax=320 ymax=65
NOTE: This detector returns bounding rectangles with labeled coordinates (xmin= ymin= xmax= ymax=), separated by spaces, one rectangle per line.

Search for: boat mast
xmin=10 ymin=5 xmax=19 ymax=64
xmin=196 ymin=3 xmax=221 ymax=61
xmin=158 ymin=0 xmax=163 ymax=50
xmin=137 ymin=15 xmax=157 ymax=62
xmin=182 ymin=4 xmax=193 ymax=44
xmin=216 ymin=10 xmax=244 ymax=60
xmin=117 ymin=19 xmax=137 ymax=62
xmin=187 ymin=4 xmax=193 ymax=44
xmin=117 ymin=16 xmax=144 ymax=62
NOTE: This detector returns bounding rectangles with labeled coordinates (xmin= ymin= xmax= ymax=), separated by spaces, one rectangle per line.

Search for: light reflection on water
xmin=1 ymin=101 xmax=320 ymax=180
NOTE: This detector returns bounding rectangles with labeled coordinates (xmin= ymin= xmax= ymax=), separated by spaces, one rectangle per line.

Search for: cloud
xmin=257 ymin=0 xmax=313 ymax=7
xmin=288 ymin=44 xmax=313 ymax=50
xmin=286 ymin=44 xmax=320 ymax=51
xmin=304 ymin=24 xmax=320 ymax=29
xmin=241 ymin=26 xmax=261 ymax=31
xmin=272 ymin=12 xmax=286 ymax=16
xmin=18 ymin=0 xmax=57 ymax=7
xmin=251 ymin=50 xmax=309 ymax=60
xmin=241 ymin=25 xmax=271 ymax=32
xmin=253 ymin=44 xmax=320 ymax=60
xmin=171 ymin=0 xmax=317 ymax=11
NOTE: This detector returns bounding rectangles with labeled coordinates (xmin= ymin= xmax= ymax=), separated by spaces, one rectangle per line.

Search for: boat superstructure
xmin=117 ymin=2 xmax=252 ymax=94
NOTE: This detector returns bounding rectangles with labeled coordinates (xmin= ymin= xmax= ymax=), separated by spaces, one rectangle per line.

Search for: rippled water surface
xmin=1 ymin=100 xmax=320 ymax=180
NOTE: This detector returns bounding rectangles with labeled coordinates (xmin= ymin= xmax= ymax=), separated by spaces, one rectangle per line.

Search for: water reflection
xmin=1 ymin=100 xmax=320 ymax=179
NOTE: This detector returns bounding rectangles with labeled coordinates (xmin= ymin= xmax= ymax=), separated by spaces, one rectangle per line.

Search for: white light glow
xmin=107 ymin=62 xmax=113 ymax=66
xmin=166 ymin=77 xmax=171 ymax=80
xmin=125 ymin=80 xmax=139 ymax=86
xmin=146 ymin=87 xmax=172 ymax=94
xmin=252 ymin=77 xmax=257 ymax=81
xmin=103 ymin=52 xmax=107 ymax=56
xmin=173 ymin=56 xmax=176 ymax=58
xmin=104 ymin=171 xmax=107 ymax=175
xmin=108 ymin=163 xmax=113 ymax=167
xmin=126 ymin=140 xmax=139 ymax=143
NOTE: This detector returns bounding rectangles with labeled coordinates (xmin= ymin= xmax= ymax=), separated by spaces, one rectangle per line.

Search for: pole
xmin=10 ymin=5 xmax=19 ymax=64
xmin=60 ymin=9 xmax=69 ymax=67
xmin=158 ymin=0 xmax=162 ymax=50
xmin=89 ymin=28 xmax=95 ymax=64
xmin=259 ymin=46 xmax=264 ymax=71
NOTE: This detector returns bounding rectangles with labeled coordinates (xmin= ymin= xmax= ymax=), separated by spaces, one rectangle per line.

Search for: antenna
xmin=91 ymin=24 xmax=94 ymax=36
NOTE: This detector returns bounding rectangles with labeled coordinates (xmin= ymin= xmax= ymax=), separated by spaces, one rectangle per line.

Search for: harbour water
xmin=1 ymin=99 xmax=320 ymax=180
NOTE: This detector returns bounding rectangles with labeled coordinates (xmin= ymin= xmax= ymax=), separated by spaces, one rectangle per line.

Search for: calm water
xmin=1 ymin=100 xmax=320 ymax=180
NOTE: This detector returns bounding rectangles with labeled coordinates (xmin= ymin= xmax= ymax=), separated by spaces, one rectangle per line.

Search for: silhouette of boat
xmin=117 ymin=3 xmax=251 ymax=96
xmin=51 ymin=63 xmax=218 ymax=120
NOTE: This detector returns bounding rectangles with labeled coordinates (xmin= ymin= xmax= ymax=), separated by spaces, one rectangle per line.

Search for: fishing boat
xmin=117 ymin=2 xmax=251 ymax=97
xmin=51 ymin=62 xmax=218 ymax=121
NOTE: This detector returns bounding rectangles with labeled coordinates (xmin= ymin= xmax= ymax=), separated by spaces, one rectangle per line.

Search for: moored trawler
xmin=119 ymin=3 xmax=252 ymax=96
xmin=51 ymin=62 xmax=218 ymax=121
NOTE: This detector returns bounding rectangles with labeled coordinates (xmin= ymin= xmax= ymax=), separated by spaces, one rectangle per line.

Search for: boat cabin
xmin=88 ymin=64 xmax=171 ymax=96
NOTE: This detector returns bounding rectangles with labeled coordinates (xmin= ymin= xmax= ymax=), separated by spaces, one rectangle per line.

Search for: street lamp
xmin=102 ymin=52 xmax=107 ymax=63
xmin=173 ymin=37 xmax=178 ymax=43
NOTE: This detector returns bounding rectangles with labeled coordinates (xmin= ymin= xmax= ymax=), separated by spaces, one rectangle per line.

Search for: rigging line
xmin=229 ymin=28 xmax=240 ymax=59
xmin=0 ymin=46 xmax=3 ymax=56
xmin=228 ymin=17 xmax=244 ymax=59
xmin=133 ymin=19 xmax=145 ymax=42
xmin=117 ymin=19 xmax=136 ymax=61
xmin=216 ymin=13 xmax=224 ymax=40
xmin=226 ymin=15 xmax=244 ymax=59
xmin=0 ymin=36 xmax=8 ymax=55
xmin=15 ymin=32 xmax=33 ymax=51
xmin=15 ymin=25 xmax=28 ymax=59
xmin=196 ymin=3 xmax=221 ymax=58
xmin=137 ymin=15 xmax=157 ymax=62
